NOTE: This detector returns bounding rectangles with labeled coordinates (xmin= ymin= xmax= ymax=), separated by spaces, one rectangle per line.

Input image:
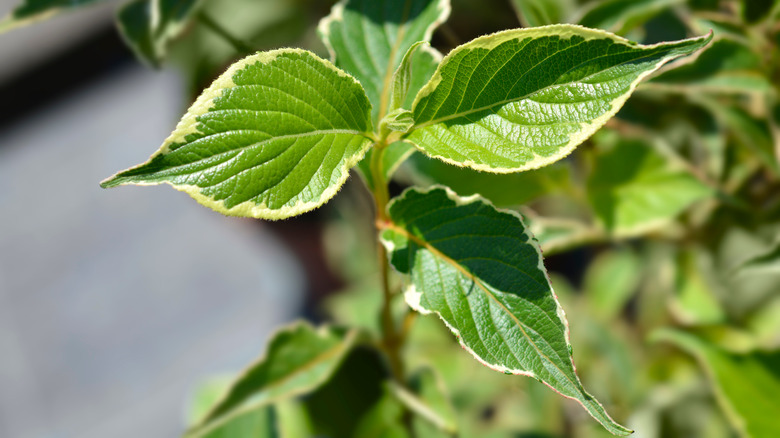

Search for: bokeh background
xmin=1 ymin=0 xmax=779 ymax=437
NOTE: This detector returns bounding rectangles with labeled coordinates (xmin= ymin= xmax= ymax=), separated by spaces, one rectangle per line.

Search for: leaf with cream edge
xmin=318 ymin=0 xmax=450 ymax=124
xmin=187 ymin=322 xmax=357 ymax=438
xmin=0 ymin=0 xmax=105 ymax=33
xmin=101 ymin=49 xmax=374 ymax=219
xmin=118 ymin=0 xmax=204 ymax=67
xmin=360 ymin=42 xmax=443 ymax=190
xmin=404 ymin=25 xmax=712 ymax=173
xmin=379 ymin=186 xmax=632 ymax=436
xmin=319 ymin=0 xmax=448 ymax=190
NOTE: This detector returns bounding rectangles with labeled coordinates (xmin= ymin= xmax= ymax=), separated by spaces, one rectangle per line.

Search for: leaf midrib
xmin=411 ymin=44 xmax=680 ymax=131
xmin=377 ymin=0 xmax=414 ymax=122
xmin=383 ymin=221 xmax=578 ymax=393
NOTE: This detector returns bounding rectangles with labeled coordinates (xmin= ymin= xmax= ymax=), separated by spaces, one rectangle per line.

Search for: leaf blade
xmin=101 ymin=49 xmax=373 ymax=219
xmin=188 ymin=322 xmax=357 ymax=437
xmin=0 ymin=0 xmax=106 ymax=33
xmin=318 ymin=0 xmax=450 ymax=124
xmin=380 ymin=186 xmax=631 ymax=436
xmin=405 ymin=25 xmax=712 ymax=173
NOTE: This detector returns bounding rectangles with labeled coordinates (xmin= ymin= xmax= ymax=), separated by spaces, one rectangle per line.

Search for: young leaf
xmin=318 ymin=0 xmax=450 ymax=123
xmin=101 ymin=49 xmax=374 ymax=219
xmin=654 ymin=330 xmax=780 ymax=438
xmin=379 ymin=186 xmax=632 ymax=436
xmin=359 ymin=44 xmax=442 ymax=191
xmin=405 ymin=25 xmax=711 ymax=173
xmin=0 ymin=0 xmax=105 ymax=33
xmin=187 ymin=322 xmax=357 ymax=437
xmin=587 ymin=138 xmax=712 ymax=236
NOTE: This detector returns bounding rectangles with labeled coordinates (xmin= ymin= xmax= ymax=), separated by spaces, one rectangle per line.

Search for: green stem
xmin=197 ymin=12 xmax=254 ymax=54
xmin=371 ymin=142 xmax=404 ymax=382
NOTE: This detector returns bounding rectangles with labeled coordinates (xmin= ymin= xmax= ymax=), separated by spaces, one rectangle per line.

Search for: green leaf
xmin=195 ymin=406 xmax=279 ymax=438
xmin=526 ymin=217 xmax=603 ymax=255
xmin=117 ymin=0 xmax=158 ymax=67
xmin=380 ymin=186 xmax=631 ymax=436
xmin=101 ymin=49 xmax=374 ymax=219
xmin=318 ymin=0 xmax=450 ymax=124
xmin=402 ymin=152 xmax=570 ymax=207
xmin=118 ymin=0 xmax=203 ymax=67
xmin=670 ymin=248 xmax=725 ymax=326
xmin=0 ymin=0 xmax=105 ymax=33
xmin=510 ymin=0 xmax=575 ymax=27
xmin=389 ymin=367 xmax=458 ymax=433
xmin=584 ymin=248 xmax=641 ymax=320
xmin=586 ymin=138 xmax=712 ymax=236
xmin=187 ymin=322 xmax=356 ymax=437
xmin=304 ymin=347 xmax=393 ymax=437
xmin=404 ymin=25 xmax=711 ymax=173
xmin=358 ymin=44 xmax=442 ymax=190
xmin=650 ymin=39 xmax=772 ymax=96
xmin=654 ymin=330 xmax=780 ymax=438
xmin=575 ymin=0 xmax=684 ymax=36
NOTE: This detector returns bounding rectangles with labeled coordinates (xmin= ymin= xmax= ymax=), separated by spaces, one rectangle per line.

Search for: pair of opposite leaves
xmin=102 ymin=16 xmax=711 ymax=437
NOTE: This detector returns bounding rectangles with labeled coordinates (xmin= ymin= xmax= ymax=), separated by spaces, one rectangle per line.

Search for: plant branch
xmin=197 ymin=12 xmax=254 ymax=54
xmin=370 ymin=141 xmax=404 ymax=383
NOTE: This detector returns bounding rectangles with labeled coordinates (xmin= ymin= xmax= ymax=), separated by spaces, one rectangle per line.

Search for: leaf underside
xmin=380 ymin=186 xmax=631 ymax=436
xmin=405 ymin=24 xmax=712 ymax=173
xmin=101 ymin=49 xmax=373 ymax=219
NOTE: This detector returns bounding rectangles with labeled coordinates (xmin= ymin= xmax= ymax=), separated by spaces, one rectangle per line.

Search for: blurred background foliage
xmin=2 ymin=0 xmax=779 ymax=437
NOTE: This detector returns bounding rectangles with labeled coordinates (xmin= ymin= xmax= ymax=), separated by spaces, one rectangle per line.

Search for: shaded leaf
xmin=510 ymin=0 xmax=575 ymax=27
xmin=0 ymin=0 xmax=105 ymax=33
xmin=576 ymin=0 xmax=684 ymax=36
xmin=670 ymin=248 xmax=726 ymax=326
xmin=402 ymin=152 xmax=570 ymax=207
xmin=101 ymin=49 xmax=373 ymax=219
xmin=584 ymin=248 xmax=641 ymax=320
xmin=587 ymin=138 xmax=712 ymax=236
xmin=390 ymin=367 xmax=458 ymax=433
xmin=187 ymin=322 xmax=356 ymax=437
xmin=650 ymin=39 xmax=772 ymax=96
xmin=304 ymin=347 xmax=392 ymax=437
xmin=405 ymin=25 xmax=711 ymax=173
xmin=655 ymin=330 xmax=780 ymax=438
xmin=380 ymin=186 xmax=631 ymax=436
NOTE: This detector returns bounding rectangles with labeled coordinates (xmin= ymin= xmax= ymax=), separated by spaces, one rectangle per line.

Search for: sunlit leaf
xmin=405 ymin=25 xmax=711 ymax=173
xmin=101 ymin=49 xmax=373 ymax=219
xmin=380 ymin=186 xmax=631 ymax=436
xmin=318 ymin=0 xmax=450 ymax=124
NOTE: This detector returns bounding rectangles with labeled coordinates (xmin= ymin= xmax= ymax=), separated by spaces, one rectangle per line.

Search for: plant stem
xmin=197 ymin=13 xmax=254 ymax=54
xmin=370 ymin=142 xmax=405 ymax=382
